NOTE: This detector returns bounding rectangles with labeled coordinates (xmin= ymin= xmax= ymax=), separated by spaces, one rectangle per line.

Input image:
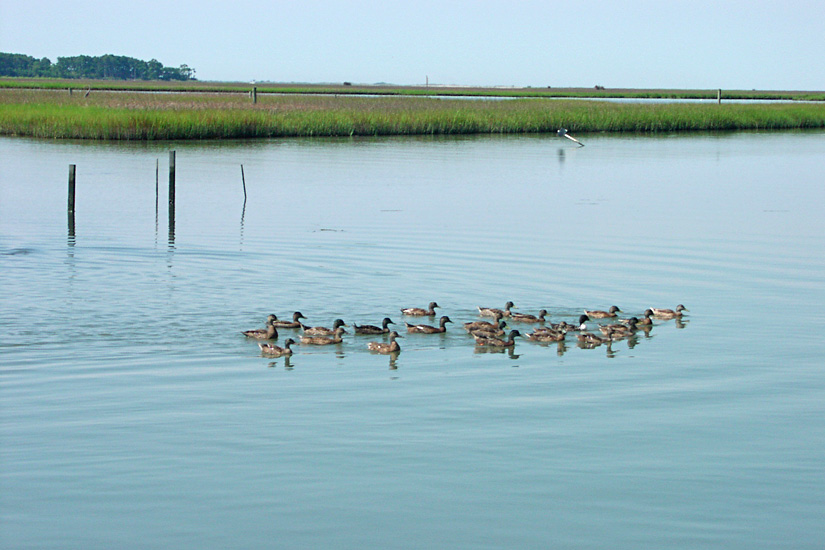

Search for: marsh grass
xmin=2 ymin=88 xmax=824 ymax=140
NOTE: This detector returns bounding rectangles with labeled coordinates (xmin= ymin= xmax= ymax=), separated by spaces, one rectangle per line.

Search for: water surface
xmin=2 ymin=132 xmax=824 ymax=549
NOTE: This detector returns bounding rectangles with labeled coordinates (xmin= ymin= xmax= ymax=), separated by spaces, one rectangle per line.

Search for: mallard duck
xmin=631 ymin=309 xmax=654 ymax=326
xmin=367 ymin=331 xmax=402 ymax=354
xmin=463 ymin=311 xmax=504 ymax=331
xmin=271 ymin=311 xmax=307 ymax=328
xmin=539 ymin=315 xmax=589 ymax=333
xmin=258 ymin=338 xmax=295 ymax=357
xmin=353 ymin=317 xmax=395 ymax=335
xmin=468 ymin=320 xmax=508 ymax=338
xmin=406 ymin=315 xmax=452 ymax=334
xmin=401 ymin=301 xmax=440 ymax=316
xmin=474 ymin=329 xmax=522 ymax=347
xmin=525 ymin=329 xmax=565 ymax=342
xmin=651 ymin=305 xmax=688 ymax=319
xmin=477 ymin=301 xmax=515 ymax=318
xmin=599 ymin=318 xmax=638 ymax=338
xmin=509 ymin=309 xmax=547 ymax=323
xmin=584 ymin=306 xmax=621 ymax=319
xmin=577 ymin=331 xmax=610 ymax=345
xmin=300 ymin=326 xmax=347 ymax=345
xmin=242 ymin=320 xmax=278 ymax=340
xmin=301 ymin=318 xmax=348 ymax=336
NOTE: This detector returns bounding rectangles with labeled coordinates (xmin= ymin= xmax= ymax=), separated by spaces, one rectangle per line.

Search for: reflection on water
xmin=2 ymin=132 xmax=825 ymax=550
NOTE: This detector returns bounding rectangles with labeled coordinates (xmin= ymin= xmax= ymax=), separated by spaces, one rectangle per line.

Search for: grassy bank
xmin=2 ymin=88 xmax=824 ymax=140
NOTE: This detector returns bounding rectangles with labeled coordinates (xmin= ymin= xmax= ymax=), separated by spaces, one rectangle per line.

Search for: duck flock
xmin=243 ymin=301 xmax=688 ymax=358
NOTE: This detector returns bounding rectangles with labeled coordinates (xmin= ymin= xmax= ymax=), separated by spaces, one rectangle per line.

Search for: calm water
xmin=2 ymin=132 xmax=824 ymax=549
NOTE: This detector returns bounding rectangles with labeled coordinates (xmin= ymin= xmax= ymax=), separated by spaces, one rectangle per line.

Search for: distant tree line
xmin=0 ymin=53 xmax=195 ymax=81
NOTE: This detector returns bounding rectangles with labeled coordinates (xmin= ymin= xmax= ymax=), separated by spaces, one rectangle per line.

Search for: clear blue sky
xmin=2 ymin=0 xmax=823 ymax=90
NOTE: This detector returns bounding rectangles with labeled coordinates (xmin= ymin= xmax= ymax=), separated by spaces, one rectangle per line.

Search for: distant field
xmin=1 ymin=80 xmax=824 ymax=140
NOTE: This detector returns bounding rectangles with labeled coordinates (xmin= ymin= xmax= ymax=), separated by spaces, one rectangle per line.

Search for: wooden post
xmin=68 ymin=164 xmax=76 ymax=239
xmin=717 ymin=89 xmax=722 ymax=104
xmin=168 ymin=151 xmax=176 ymax=239
xmin=252 ymin=87 xmax=257 ymax=104
xmin=68 ymin=164 xmax=76 ymax=213
xmin=241 ymin=164 xmax=247 ymax=202
xmin=168 ymin=151 xmax=176 ymax=207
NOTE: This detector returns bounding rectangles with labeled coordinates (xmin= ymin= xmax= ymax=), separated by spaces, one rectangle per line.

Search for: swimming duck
xmin=577 ymin=331 xmax=610 ymax=345
xmin=538 ymin=315 xmax=589 ymax=333
xmin=474 ymin=329 xmax=522 ymax=348
xmin=242 ymin=320 xmax=278 ymax=340
xmin=467 ymin=320 xmax=508 ymax=338
xmin=300 ymin=326 xmax=347 ymax=345
xmin=630 ymin=309 xmax=654 ymax=326
xmin=463 ymin=311 xmax=504 ymax=331
xmin=406 ymin=315 xmax=453 ymax=334
xmin=271 ymin=311 xmax=307 ymax=328
xmin=509 ymin=309 xmax=548 ymax=323
xmin=651 ymin=305 xmax=688 ymax=319
xmin=258 ymin=338 xmax=295 ymax=357
xmin=525 ymin=329 xmax=565 ymax=342
xmin=584 ymin=306 xmax=621 ymax=319
xmin=301 ymin=318 xmax=348 ymax=336
xmin=477 ymin=301 xmax=515 ymax=318
xmin=599 ymin=317 xmax=638 ymax=339
xmin=401 ymin=302 xmax=440 ymax=316
xmin=353 ymin=317 xmax=395 ymax=335
xmin=367 ymin=331 xmax=402 ymax=354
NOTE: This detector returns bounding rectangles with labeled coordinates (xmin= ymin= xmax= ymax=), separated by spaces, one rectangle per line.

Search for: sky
xmin=2 ymin=0 xmax=824 ymax=90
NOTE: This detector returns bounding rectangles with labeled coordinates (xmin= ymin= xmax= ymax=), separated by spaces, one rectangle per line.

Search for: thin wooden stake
xmin=241 ymin=164 xmax=247 ymax=202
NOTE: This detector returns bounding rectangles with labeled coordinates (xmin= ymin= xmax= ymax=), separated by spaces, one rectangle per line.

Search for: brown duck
xmin=258 ymin=338 xmax=295 ymax=357
xmin=271 ymin=311 xmax=307 ymax=328
xmin=473 ymin=329 xmax=522 ymax=348
xmin=367 ymin=331 xmax=402 ymax=354
xmin=301 ymin=318 xmax=348 ymax=336
xmin=477 ymin=301 xmax=515 ymax=318
xmin=509 ymin=309 xmax=548 ymax=323
xmin=406 ymin=315 xmax=452 ymax=334
xmin=400 ymin=302 xmax=440 ymax=316
xmin=242 ymin=320 xmax=278 ymax=340
xmin=650 ymin=305 xmax=688 ymax=319
xmin=354 ymin=317 xmax=395 ymax=335
xmin=584 ymin=306 xmax=621 ymax=319
xmin=300 ymin=326 xmax=347 ymax=345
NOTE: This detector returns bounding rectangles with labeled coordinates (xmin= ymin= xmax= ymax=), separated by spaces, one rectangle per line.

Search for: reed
xmin=2 ymin=88 xmax=824 ymax=140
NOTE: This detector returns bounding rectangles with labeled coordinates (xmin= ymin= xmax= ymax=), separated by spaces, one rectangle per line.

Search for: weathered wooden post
xmin=68 ymin=164 xmax=76 ymax=239
xmin=68 ymin=164 xmax=77 ymax=214
xmin=717 ymin=89 xmax=722 ymax=104
xmin=252 ymin=87 xmax=257 ymax=104
xmin=168 ymin=151 xmax=176 ymax=239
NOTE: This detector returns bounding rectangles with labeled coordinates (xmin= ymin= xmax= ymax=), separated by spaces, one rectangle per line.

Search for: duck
xmin=631 ymin=309 xmax=654 ymax=326
xmin=258 ymin=338 xmax=295 ymax=357
xmin=651 ymin=305 xmax=688 ymax=319
xmin=584 ymin=306 xmax=621 ymax=319
xmin=467 ymin=320 xmax=508 ymax=338
xmin=477 ymin=301 xmax=515 ymax=318
xmin=401 ymin=302 xmax=440 ymax=316
xmin=525 ymin=329 xmax=565 ymax=342
xmin=509 ymin=309 xmax=547 ymax=323
xmin=577 ymin=331 xmax=610 ymax=345
xmin=599 ymin=317 xmax=638 ymax=339
xmin=242 ymin=320 xmax=278 ymax=340
xmin=300 ymin=326 xmax=347 ymax=345
xmin=538 ymin=315 xmax=589 ymax=333
xmin=353 ymin=317 xmax=395 ymax=335
xmin=406 ymin=315 xmax=452 ymax=334
xmin=271 ymin=311 xmax=307 ymax=328
xmin=474 ymin=329 xmax=522 ymax=348
xmin=463 ymin=311 xmax=504 ymax=332
xmin=301 ymin=318 xmax=348 ymax=336
xmin=367 ymin=331 xmax=402 ymax=354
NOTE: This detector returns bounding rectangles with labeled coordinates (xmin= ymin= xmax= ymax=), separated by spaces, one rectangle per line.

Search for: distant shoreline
xmin=3 ymin=77 xmax=824 ymax=101
xmin=2 ymin=80 xmax=824 ymax=140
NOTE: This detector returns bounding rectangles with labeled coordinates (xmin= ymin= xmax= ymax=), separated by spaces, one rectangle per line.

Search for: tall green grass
xmin=1 ymin=89 xmax=824 ymax=140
